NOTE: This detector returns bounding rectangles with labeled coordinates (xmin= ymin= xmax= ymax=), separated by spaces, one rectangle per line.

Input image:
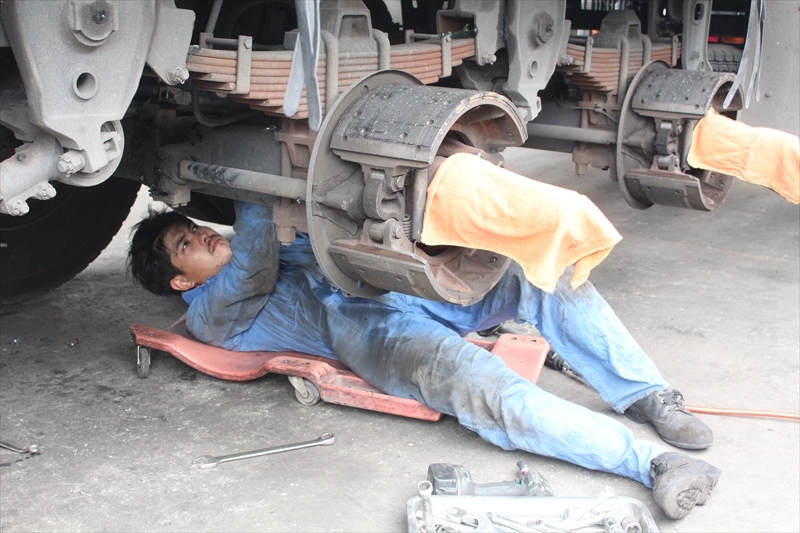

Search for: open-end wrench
xmin=0 ymin=441 xmax=39 ymax=454
xmin=192 ymin=432 xmax=335 ymax=469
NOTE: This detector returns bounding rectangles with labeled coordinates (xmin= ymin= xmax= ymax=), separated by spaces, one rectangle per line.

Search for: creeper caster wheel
xmin=137 ymin=345 xmax=151 ymax=378
xmin=288 ymin=376 xmax=321 ymax=406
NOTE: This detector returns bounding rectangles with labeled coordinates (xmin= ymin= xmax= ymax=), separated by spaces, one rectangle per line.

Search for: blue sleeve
xmin=186 ymin=201 xmax=279 ymax=345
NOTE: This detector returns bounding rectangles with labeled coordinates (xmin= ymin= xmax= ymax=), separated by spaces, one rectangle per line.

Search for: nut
xmin=33 ymin=182 xmax=57 ymax=201
xmin=167 ymin=67 xmax=190 ymax=85
xmin=57 ymin=151 xmax=86 ymax=175
xmin=7 ymin=199 xmax=30 ymax=216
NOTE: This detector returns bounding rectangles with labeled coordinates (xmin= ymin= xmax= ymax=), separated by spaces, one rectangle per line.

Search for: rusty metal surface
xmin=177 ymin=160 xmax=307 ymax=201
xmin=631 ymin=68 xmax=743 ymax=119
xmin=305 ymin=70 xmax=528 ymax=303
xmin=330 ymin=84 xmax=525 ymax=166
xmin=327 ymin=239 xmax=510 ymax=305
xmin=306 ymin=71 xmax=421 ymax=300
xmin=186 ymin=37 xmax=476 ymax=120
xmin=622 ymin=167 xmax=733 ymax=211
xmin=616 ymin=61 xmax=740 ymax=211
xmin=559 ymin=40 xmax=680 ymax=94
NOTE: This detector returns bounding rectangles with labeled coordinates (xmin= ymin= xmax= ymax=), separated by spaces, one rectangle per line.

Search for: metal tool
xmin=192 ymin=432 xmax=335 ymax=469
xmin=418 ymin=480 xmax=435 ymax=532
xmin=0 ymin=441 xmax=39 ymax=454
xmin=428 ymin=461 xmax=554 ymax=497
xmin=562 ymin=486 xmax=615 ymax=525
xmin=619 ymin=515 xmax=642 ymax=533
xmin=465 ymin=514 xmax=494 ymax=532
xmin=429 ymin=509 xmax=473 ymax=533
xmin=487 ymin=513 xmax=570 ymax=533
xmin=561 ymin=512 xmax=615 ymax=532
xmin=526 ymin=519 xmax=578 ymax=533
xmin=441 ymin=508 xmax=495 ymax=532
xmin=603 ymin=515 xmax=624 ymax=532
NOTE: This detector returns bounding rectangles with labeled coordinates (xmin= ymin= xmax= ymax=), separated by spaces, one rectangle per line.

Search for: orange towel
xmin=688 ymin=109 xmax=800 ymax=204
xmin=421 ymin=153 xmax=622 ymax=293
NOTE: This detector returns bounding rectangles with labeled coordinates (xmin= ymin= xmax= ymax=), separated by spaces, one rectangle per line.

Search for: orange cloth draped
xmin=688 ymin=109 xmax=800 ymax=204
xmin=421 ymin=153 xmax=622 ymax=293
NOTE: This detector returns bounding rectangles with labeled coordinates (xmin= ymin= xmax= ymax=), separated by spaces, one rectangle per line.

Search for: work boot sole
xmin=695 ymin=464 xmax=721 ymax=506
xmin=654 ymin=473 xmax=709 ymax=520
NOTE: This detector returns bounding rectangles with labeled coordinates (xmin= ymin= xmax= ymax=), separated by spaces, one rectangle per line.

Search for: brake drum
xmin=306 ymin=70 xmax=526 ymax=304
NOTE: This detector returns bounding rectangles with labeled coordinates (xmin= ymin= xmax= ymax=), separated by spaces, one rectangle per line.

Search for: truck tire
xmin=708 ymin=43 xmax=743 ymax=73
xmin=0 ymin=178 xmax=141 ymax=304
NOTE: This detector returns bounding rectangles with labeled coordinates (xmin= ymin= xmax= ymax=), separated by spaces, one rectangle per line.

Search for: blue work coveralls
xmin=183 ymin=202 xmax=670 ymax=486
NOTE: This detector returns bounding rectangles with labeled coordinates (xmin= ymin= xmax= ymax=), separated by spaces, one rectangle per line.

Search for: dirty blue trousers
xmin=183 ymin=202 xmax=670 ymax=487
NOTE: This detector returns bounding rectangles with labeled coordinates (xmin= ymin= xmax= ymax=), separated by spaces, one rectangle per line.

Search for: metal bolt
xmin=93 ymin=9 xmax=107 ymax=24
xmin=558 ymin=55 xmax=574 ymax=66
xmin=167 ymin=67 xmax=190 ymax=84
xmin=57 ymin=156 xmax=75 ymax=175
xmin=57 ymin=151 xmax=86 ymax=175
xmin=16 ymin=152 xmax=26 ymax=162
xmin=244 ymin=38 xmax=252 ymax=50
xmin=392 ymin=226 xmax=403 ymax=239
xmin=32 ymin=182 xmax=57 ymax=201
xmin=7 ymin=200 xmax=29 ymax=216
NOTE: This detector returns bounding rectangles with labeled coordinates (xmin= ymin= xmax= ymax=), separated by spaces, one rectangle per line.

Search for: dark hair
xmin=127 ymin=208 xmax=192 ymax=296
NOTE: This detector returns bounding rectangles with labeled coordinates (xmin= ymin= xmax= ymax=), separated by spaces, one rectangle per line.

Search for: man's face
xmin=162 ymin=221 xmax=233 ymax=291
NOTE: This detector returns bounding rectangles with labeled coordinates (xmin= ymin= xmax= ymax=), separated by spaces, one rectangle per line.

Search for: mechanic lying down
xmin=128 ymin=156 xmax=721 ymax=521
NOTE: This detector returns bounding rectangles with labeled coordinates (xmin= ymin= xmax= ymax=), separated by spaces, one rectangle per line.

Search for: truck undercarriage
xmin=0 ymin=0 xmax=755 ymax=302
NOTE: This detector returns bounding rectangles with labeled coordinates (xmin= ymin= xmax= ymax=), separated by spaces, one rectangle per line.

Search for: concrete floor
xmin=1 ymin=148 xmax=798 ymax=532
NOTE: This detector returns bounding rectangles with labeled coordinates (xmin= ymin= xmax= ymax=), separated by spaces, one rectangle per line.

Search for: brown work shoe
xmin=625 ymin=389 xmax=713 ymax=449
xmin=650 ymin=452 xmax=721 ymax=520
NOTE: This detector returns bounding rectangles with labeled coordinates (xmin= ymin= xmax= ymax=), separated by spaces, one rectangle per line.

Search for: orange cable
xmin=685 ymin=405 xmax=800 ymax=421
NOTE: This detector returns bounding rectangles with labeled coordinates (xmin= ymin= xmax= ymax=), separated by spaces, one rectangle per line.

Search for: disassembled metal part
xmin=307 ymin=70 xmax=526 ymax=304
xmin=616 ymin=60 xmax=743 ymax=211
